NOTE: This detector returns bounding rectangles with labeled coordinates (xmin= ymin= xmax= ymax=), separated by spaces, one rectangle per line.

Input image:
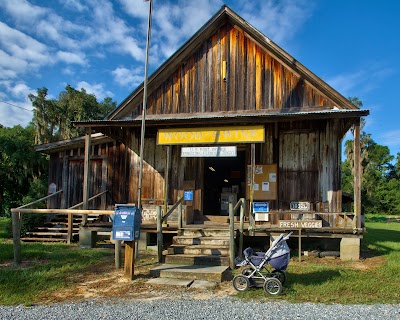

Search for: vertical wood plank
xmin=354 ymin=118 xmax=361 ymax=229
xmin=157 ymin=206 xmax=163 ymax=263
xmin=82 ymin=128 xmax=91 ymax=225
xmin=12 ymin=212 xmax=21 ymax=265
xmin=124 ymin=240 xmax=135 ymax=280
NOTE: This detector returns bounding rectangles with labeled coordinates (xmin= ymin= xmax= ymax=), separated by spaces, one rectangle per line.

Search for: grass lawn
xmin=1 ymin=216 xmax=399 ymax=305
xmin=0 ymin=217 xmax=114 ymax=305
xmin=236 ymin=220 xmax=400 ymax=303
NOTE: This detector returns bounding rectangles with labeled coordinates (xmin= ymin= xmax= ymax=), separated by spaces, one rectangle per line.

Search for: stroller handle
xmin=282 ymin=231 xmax=293 ymax=241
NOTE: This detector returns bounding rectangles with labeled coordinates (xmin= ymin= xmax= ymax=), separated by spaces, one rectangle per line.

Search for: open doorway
xmin=203 ymin=150 xmax=246 ymax=215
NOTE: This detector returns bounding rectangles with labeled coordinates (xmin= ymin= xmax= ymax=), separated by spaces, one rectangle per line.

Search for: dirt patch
xmin=37 ymin=254 xmax=237 ymax=304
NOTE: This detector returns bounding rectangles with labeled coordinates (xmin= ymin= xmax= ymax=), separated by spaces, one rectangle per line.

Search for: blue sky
xmin=0 ymin=0 xmax=399 ymax=156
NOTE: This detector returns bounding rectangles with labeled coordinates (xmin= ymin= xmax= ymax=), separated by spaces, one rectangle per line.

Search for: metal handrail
xmin=16 ymin=190 xmax=63 ymax=209
xmin=68 ymin=190 xmax=109 ymax=209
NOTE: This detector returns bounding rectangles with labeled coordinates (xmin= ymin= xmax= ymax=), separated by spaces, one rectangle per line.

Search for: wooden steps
xmin=21 ymin=214 xmax=111 ymax=243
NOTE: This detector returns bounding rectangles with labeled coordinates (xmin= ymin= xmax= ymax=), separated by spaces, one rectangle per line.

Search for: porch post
xmin=249 ymin=143 xmax=256 ymax=233
xmin=353 ymin=118 xmax=361 ymax=229
xmin=163 ymin=146 xmax=170 ymax=224
xmin=82 ymin=127 xmax=91 ymax=226
xmin=12 ymin=211 xmax=21 ymax=265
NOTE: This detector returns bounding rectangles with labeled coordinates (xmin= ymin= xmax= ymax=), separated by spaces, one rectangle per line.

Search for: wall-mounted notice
xmin=246 ymin=164 xmax=278 ymax=200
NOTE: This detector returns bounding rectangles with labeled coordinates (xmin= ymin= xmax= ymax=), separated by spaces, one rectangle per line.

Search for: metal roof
xmin=75 ymin=109 xmax=369 ymax=128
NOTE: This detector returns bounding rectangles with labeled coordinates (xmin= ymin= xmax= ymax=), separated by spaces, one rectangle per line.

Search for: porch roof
xmin=75 ymin=108 xmax=369 ymax=128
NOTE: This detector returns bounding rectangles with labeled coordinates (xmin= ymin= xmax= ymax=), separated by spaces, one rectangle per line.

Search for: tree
xmin=29 ymin=85 xmax=116 ymax=144
xmin=341 ymin=97 xmax=400 ymax=214
xmin=0 ymin=125 xmax=48 ymax=215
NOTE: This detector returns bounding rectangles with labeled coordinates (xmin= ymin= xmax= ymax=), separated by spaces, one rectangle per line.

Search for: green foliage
xmin=0 ymin=125 xmax=48 ymax=216
xmin=0 ymin=217 xmax=11 ymax=239
xmin=342 ymin=97 xmax=400 ymax=215
xmin=29 ymin=84 xmax=116 ymax=144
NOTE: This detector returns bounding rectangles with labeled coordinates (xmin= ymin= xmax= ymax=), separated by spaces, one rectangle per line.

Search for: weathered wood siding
xmin=276 ymin=119 xmax=342 ymax=215
xmin=124 ymin=22 xmax=335 ymax=119
xmin=47 ymin=135 xmax=168 ymax=210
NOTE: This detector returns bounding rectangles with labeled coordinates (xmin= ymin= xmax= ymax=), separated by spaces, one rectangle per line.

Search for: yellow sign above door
xmin=157 ymin=125 xmax=265 ymax=145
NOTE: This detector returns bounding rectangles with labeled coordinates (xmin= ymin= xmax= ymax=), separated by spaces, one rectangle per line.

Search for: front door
xmin=203 ymin=150 xmax=246 ymax=215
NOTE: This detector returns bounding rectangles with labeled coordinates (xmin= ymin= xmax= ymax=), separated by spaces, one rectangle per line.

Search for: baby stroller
xmin=233 ymin=232 xmax=292 ymax=295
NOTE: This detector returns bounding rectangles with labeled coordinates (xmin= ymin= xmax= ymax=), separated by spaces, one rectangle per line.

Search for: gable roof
xmin=106 ymin=5 xmax=365 ymax=122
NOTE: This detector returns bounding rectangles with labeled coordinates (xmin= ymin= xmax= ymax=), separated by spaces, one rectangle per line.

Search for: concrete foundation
xmin=340 ymin=237 xmax=360 ymax=260
xmin=79 ymin=229 xmax=96 ymax=248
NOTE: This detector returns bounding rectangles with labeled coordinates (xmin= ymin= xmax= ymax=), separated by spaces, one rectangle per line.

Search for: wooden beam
xmin=115 ymin=240 xmax=122 ymax=269
xmin=12 ymin=212 xmax=21 ymax=265
xmin=157 ymin=206 xmax=163 ymax=263
xmin=11 ymin=208 xmax=114 ymax=214
xmin=82 ymin=128 xmax=92 ymax=225
xmin=250 ymin=143 xmax=256 ymax=233
xmin=229 ymin=200 xmax=235 ymax=269
xmin=353 ymin=118 xmax=361 ymax=229
xmin=62 ymin=154 xmax=69 ymax=209
xmin=163 ymin=146 xmax=170 ymax=222
xmin=124 ymin=240 xmax=135 ymax=280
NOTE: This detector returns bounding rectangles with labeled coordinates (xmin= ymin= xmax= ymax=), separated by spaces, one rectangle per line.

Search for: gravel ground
xmin=0 ymin=297 xmax=399 ymax=320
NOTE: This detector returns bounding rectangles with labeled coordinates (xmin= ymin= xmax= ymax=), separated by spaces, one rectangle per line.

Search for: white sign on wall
xmin=181 ymin=146 xmax=237 ymax=157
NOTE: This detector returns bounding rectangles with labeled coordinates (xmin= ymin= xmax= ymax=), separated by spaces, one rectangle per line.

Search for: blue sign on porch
xmin=253 ymin=202 xmax=269 ymax=213
xmin=184 ymin=190 xmax=194 ymax=201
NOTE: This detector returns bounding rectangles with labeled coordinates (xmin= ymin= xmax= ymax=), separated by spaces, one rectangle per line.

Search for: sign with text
xmin=290 ymin=202 xmax=311 ymax=211
xmin=253 ymin=202 xmax=269 ymax=213
xmin=184 ymin=190 xmax=194 ymax=201
xmin=279 ymin=220 xmax=322 ymax=229
xmin=181 ymin=146 xmax=237 ymax=157
xmin=157 ymin=125 xmax=265 ymax=145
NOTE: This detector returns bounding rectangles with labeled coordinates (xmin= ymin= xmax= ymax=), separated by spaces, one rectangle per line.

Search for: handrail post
xmin=239 ymin=198 xmax=245 ymax=259
xmin=12 ymin=211 xmax=21 ymax=265
xmin=67 ymin=212 xmax=73 ymax=244
xmin=229 ymin=199 xmax=235 ymax=269
xmin=156 ymin=206 xmax=163 ymax=263
xmin=178 ymin=197 xmax=183 ymax=230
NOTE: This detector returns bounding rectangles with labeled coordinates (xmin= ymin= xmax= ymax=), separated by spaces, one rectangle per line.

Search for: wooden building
xmin=38 ymin=6 xmax=368 ymax=259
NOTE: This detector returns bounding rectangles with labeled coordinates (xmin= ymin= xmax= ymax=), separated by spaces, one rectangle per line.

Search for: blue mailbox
xmin=112 ymin=205 xmax=141 ymax=241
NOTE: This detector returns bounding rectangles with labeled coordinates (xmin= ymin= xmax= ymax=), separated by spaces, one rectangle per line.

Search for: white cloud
xmin=380 ymin=130 xmax=400 ymax=148
xmin=238 ymin=0 xmax=313 ymax=45
xmin=79 ymin=0 xmax=145 ymax=61
xmin=152 ymin=0 xmax=221 ymax=59
xmin=112 ymin=66 xmax=143 ymax=87
xmin=0 ymin=80 xmax=35 ymax=127
xmin=56 ymin=51 xmax=87 ymax=65
xmin=326 ymin=65 xmax=394 ymax=97
xmin=118 ymin=0 xmax=150 ymax=19
xmin=76 ymin=81 xmax=114 ymax=100
xmin=61 ymin=0 xmax=88 ymax=12
xmin=0 ymin=0 xmax=47 ymax=23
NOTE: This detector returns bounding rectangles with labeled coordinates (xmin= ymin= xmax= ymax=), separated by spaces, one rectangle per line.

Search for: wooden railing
xmin=156 ymin=197 xmax=183 ymax=262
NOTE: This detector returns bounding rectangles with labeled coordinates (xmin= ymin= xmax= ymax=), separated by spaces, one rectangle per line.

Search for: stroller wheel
xmin=232 ymin=275 xmax=250 ymax=292
xmin=241 ymin=267 xmax=253 ymax=276
xmin=270 ymin=270 xmax=286 ymax=285
xmin=263 ymin=278 xmax=282 ymax=295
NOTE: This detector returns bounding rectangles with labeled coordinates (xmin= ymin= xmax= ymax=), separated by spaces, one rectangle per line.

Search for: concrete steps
xmin=165 ymin=254 xmax=230 ymax=266
xmin=168 ymin=244 xmax=230 ymax=256
xmin=149 ymin=227 xmax=233 ymax=285
xmin=150 ymin=264 xmax=231 ymax=283
xmin=172 ymin=235 xmax=230 ymax=246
